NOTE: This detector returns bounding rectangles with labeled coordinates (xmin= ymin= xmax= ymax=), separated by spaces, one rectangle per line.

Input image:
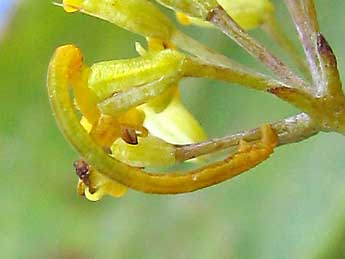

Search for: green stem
xmin=184 ymin=57 xmax=289 ymax=91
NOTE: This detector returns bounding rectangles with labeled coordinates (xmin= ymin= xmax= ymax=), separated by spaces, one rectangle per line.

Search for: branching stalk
xmin=171 ymin=30 xmax=242 ymax=68
xmin=184 ymin=57 xmax=290 ymax=91
xmin=262 ymin=16 xmax=310 ymax=79
xmin=284 ymin=0 xmax=323 ymax=94
xmin=207 ymin=6 xmax=307 ymax=90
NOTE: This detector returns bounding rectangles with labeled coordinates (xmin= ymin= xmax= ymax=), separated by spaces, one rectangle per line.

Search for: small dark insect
xmin=73 ymin=159 xmax=90 ymax=186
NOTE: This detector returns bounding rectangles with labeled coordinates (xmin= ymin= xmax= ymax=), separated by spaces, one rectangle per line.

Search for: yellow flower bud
xmin=84 ymin=169 xmax=127 ymax=201
xmin=73 ymin=159 xmax=127 ymax=201
xmin=88 ymin=49 xmax=186 ymax=100
xmin=111 ymin=135 xmax=176 ymax=167
xmin=62 ymin=0 xmax=175 ymax=41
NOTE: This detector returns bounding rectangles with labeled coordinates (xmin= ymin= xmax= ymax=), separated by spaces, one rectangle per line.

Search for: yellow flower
xmin=140 ymin=88 xmax=207 ymax=145
xmin=112 ymin=88 xmax=207 ymax=167
xmin=74 ymin=159 xmax=127 ymax=201
xmin=84 ymin=171 xmax=127 ymax=201
xmin=73 ymin=44 xmax=207 ymax=200
xmin=61 ymin=0 xmax=175 ymax=41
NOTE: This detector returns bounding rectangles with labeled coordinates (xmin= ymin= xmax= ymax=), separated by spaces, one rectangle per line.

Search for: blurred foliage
xmin=1 ymin=0 xmax=345 ymax=258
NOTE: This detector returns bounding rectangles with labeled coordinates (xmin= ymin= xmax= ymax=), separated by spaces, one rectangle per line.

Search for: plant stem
xmin=207 ymin=6 xmax=307 ymax=90
xmin=284 ymin=0 xmax=324 ymax=94
xmin=175 ymin=113 xmax=318 ymax=162
xmin=171 ymin=30 xmax=242 ymax=68
xmin=262 ymin=16 xmax=310 ymax=79
xmin=184 ymin=57 xmax=289 ymax=91
xmin=304 ymin=0 xmax=320 ymax=33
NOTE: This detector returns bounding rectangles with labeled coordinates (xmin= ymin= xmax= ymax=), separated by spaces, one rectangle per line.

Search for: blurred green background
xmin=1 ymin=0 xmax=345 ymax=258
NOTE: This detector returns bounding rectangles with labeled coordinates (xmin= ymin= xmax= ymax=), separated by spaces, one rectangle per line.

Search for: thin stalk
xmin=171 ymin=30 xmax=245 ymax=69
xmin=284 ymin=0 xmax=324 ymax=95
xmin=304 ymin=0 xmax=320 ymax=33
xmin=176 ymin=113 xmax=318 ymax=162
xmin=207 ymin=6 xmax=307 ymax=90
xmin=184 ymin=57 xmax=289 ymax=91
xmin=302 ymin=1 xmax=343 ymax=96
xmin=262 ymin=16 xmax=310 ymax=79
xmin=285 ymin=0 xmax=344 ymax=98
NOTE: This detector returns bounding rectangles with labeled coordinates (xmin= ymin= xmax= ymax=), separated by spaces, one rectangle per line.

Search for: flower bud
xmin=111 ymin=135 xmax=176 ymax=167
xmin=62 ymin=0 xmax=175 ymax=40
xmin=84 ymin=169 xmax=128 ymax=201
xmin=88 ymin=49 xmax=186 ymax=100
